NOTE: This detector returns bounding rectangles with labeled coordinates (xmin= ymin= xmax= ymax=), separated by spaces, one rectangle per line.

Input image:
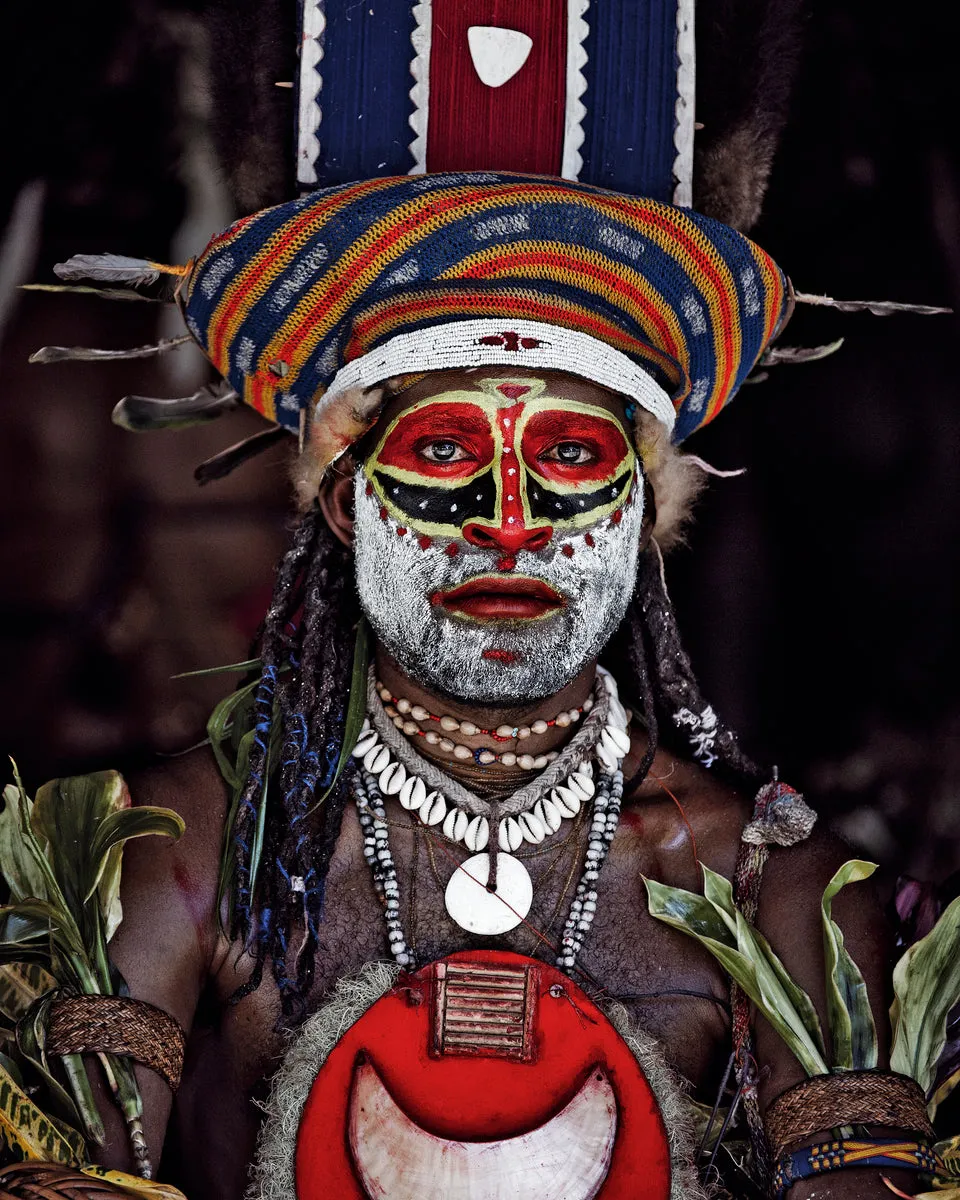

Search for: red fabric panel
xmin=426 ymin=1 xmax=568 ymax=174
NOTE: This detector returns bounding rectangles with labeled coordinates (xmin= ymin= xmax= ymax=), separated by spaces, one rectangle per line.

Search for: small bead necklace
xmin=377 ymin=682 xmax=590 ymax=741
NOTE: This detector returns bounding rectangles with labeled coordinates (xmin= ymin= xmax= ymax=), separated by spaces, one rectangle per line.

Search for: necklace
xmin=376 ymin=682 xmax=589 ymax=766
xmin=351 ymin=761 xmax=624 ymax=971
xmin=353 ymin=668 xmax=630 ymax=853
xmin=352 ymin=667 xmax=631 ymax=938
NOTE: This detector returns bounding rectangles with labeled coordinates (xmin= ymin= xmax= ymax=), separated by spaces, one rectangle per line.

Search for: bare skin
xmin=95 ymin=371 xmax=913 ymax=1198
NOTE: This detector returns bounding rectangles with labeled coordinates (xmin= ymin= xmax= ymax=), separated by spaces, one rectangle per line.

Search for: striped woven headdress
xmin=180 ymin=172 xmax=792 ymax=469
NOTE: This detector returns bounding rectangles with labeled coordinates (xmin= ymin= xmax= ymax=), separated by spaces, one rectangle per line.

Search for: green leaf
xmin=820 ymin=860 xmax=878 ymax=1069
xmin=0 ymin=781 xmax=49 ymax=903
xmin=15 ymin=993 xmax=87 ymax=1136
xmin=172 ymin=657 xmax=262 ymax=680
xmin=891 ymin=893 xmax=960 ymax=1103
xmin=0 ymin=902 xmax=85 ymax=968
xmin=644 ymin=873 xmax=829 ymax=1076
xmin=206 ymin=678 xmax=260 ymax=790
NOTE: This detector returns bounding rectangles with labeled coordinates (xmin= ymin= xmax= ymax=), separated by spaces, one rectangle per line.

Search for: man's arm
xmin=755 ymin=827 xmax=920 ymax=1198
xmin=90 ymin=750 xmax=227 ymax=1172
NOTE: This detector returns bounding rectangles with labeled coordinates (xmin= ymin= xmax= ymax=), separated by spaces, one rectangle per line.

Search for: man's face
xmin=352 ymin=368 xmax=647 ymax=703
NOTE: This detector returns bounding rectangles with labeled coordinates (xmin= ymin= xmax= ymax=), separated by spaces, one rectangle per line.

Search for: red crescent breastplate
xmin=295 ymin=950 xmax=671 ymax=1199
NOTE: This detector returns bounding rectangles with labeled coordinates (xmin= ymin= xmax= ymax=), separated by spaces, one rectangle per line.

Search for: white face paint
xmin=352 ymin=467 xmax=645 ymax=703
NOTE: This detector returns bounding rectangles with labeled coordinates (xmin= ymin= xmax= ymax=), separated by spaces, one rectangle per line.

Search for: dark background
xmin=1 ymin=1 xmax=957 ymax=885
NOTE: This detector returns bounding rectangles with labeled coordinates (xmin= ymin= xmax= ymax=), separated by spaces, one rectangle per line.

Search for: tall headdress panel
xmin=295 ymin=1 xmax=695 ymax=205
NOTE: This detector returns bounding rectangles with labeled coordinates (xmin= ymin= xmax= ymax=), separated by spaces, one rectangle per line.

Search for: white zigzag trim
xmin=672 ymin=0 xmax=696 ymax=207
xmin=407 ymin=2 xmax=432 ymax=175
xmin=296 ymin=1 xmax=326 ymax=189
xmin=561 ymin=0 xmax=590 ymax=179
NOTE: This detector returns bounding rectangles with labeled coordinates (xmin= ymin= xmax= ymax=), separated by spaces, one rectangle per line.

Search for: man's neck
xmin=373 ymin=646 xmax=599 ymax=792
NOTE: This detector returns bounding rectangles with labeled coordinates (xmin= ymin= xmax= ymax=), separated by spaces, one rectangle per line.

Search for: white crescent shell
xmin=463 ymin=815 xmax=490 ymax=852
xmin=348 ymin=1057 xmax=617 ymax=1199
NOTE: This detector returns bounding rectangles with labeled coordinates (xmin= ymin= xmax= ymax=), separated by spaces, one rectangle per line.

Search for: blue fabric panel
xmin=307 ymin=1 xmax=417 ymax=185
xmin=579 ymin=0 xmax=679 ymax=202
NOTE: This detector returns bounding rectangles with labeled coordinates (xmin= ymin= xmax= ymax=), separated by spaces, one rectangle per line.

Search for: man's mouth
xmin=431 ymin=575 xmax=566 ymax=621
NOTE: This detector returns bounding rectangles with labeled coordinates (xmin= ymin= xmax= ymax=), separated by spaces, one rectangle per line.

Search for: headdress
xmin=44 ymin=173 xmax=794 ymax=476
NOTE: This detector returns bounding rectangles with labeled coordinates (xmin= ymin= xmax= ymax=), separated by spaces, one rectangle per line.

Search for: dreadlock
xmin=226 ymin=512 xmax=760 ymax=1018
xmin=226 ymin=504 xmax=356 ymax=1018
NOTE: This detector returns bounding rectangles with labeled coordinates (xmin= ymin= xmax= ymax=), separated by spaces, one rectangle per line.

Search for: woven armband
xmin=764 ymin=1070 xmax=935 ymax=1160
xmin=46 ymin=995 xmax=186 ymax=1092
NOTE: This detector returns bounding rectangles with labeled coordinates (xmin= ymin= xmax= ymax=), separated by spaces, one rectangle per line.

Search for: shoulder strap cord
xmin=731 ymin=780 xmax=819 ymax=1187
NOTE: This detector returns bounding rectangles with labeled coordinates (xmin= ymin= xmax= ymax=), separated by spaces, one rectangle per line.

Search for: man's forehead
xmin=374 ymin=367 xmax=631 ymax=429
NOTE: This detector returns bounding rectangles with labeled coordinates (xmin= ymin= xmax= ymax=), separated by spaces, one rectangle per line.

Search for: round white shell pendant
xmin=444 ymin=853 xmax=533 ymax=935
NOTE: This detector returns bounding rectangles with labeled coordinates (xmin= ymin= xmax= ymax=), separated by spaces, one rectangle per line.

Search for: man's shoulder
xmin=120 ymin=745 xmax=229 ymax=905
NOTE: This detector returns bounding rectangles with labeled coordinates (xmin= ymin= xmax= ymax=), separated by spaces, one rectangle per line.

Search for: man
xmin=31 ymin=175 xmax=933 ymax=1198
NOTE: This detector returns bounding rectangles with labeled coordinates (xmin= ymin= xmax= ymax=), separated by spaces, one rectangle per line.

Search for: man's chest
xmin=214 ymin=801 xmax=732 ymax=1096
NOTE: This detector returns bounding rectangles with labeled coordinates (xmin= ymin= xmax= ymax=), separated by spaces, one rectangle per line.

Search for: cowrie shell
xmin=379 ymin=761 xmax=407 ymax=795
xmin=518 ymin=811 xmax=545 ymax=844
xmin=364 ymin=744 xmax=391 ymax=774
xmin=551 ymin=787 xmax=581 ymax=818
xmin=353 ymin=730 xmax=379 ymax=758
xmin=464 ymin=815 xmax=489 ymax=852
xmin=499 ymin=816 xmax=523 ymax=852
xmin=443 ymin=808 xmax=469 ymax=842
xmin=596 ymin=742 xmax=617 ymax=772
xmin=398 ymin=776 xmax=427 ymax=812
xmin=537 ymin=797 xmax=563 ymax=834
xmin=602 ymin=725 xmax=631 ymax=756
xmin=420 ymin=791 xmax=447 ymax=825
xmin=569 ymin=772 xmax=595 ymax=801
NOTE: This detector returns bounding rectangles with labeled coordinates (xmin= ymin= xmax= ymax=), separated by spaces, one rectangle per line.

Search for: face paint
xmin=353 ymin=377 xmax=645 ymax=703
xmin=366 ymin=379 xmax=635 ymax=546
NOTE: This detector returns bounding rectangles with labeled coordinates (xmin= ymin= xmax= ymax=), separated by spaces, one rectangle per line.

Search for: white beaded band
xmin=318 ymin=318 xmax=677 ymax=434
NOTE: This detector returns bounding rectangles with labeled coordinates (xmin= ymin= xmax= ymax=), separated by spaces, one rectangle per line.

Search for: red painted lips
xmin=432 ymin=575 xmax=565 ymax=621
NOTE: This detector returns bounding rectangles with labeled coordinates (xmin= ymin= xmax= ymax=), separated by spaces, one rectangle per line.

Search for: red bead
xmin=584 ymin=533 xmax=595 ymax=548
xmin=365 ymin=482 xmax=373 ymax=496
xmin=496 ymin=554 xmax=517 ymax=571
xmin=612 ymin=509 xmax=623 ymax=524
xmin=418 ymin=535 xmax=433 ymax=550
xmin=445 ymin=542 xmax=459 ymax=557
xmin=379 ymin=506 xmax=388 ymax=521
xmin=396 ymin=527 xmax=407 ymax=537
xmin=561 ymin=544 xmax=574 ymax=558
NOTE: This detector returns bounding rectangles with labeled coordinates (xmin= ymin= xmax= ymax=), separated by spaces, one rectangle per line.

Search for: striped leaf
xmin=891 ymin=893 xmax=960 ymax=1105
xmin=0 ymin=1057 xmax=85 ymax=1164
xmin=820 ymin=860 xmax=878 ymax=1069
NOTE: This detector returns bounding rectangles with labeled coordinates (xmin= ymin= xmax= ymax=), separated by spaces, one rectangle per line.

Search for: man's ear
xmin=639 ymin=475 xmax=657 ymax=551
xmin=317 ymin=455 xmax=357 ymax=547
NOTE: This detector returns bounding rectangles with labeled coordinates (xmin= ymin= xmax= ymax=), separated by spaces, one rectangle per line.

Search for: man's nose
xmin=462 ymin=521 xmax=553 ymax=554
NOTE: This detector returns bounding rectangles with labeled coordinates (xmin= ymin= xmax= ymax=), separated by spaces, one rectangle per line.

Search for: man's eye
xmin=543 ymin=442 xmax=595 ymax=465
xmin=421 ymin=440 xmax=469 ymax=463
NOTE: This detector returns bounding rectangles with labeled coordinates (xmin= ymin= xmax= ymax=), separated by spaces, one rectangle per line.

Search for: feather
xmin=762 ymin=339 xmax=845 ymax=366
xmin=20 ymin=283 xmax=167 ymax=303
xmin=113 ymin=382 xmax=240 ymax=432
xmin=29 ymin=335 xmax=193 ymax=364
xmin=52 ymin=254 xmax=170 ymax=286
xmin=194 ymin=426 xmax=289 ymax=485
xmin=794 ymin=291 xmax=953 ymax=317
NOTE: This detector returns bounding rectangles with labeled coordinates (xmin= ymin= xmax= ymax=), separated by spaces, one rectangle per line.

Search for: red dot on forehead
xmin=496 ymin=384 xmax=531 ymax=400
